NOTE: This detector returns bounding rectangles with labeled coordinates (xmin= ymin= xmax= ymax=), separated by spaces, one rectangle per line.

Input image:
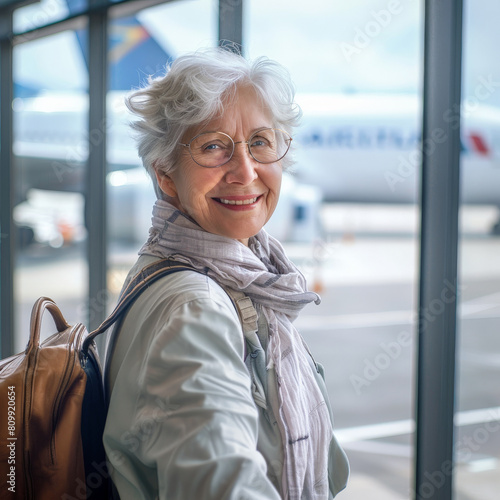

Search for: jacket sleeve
xmin=129 ymin=293 xmax=281 ymax=500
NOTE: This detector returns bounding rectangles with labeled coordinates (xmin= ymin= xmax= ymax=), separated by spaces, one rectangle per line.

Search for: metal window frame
xmin=0 ymin=1 xmax=466 ymax=498
xmin=0 ymin=6 xmax=15 ymax=358
xmin=414 ymin=0 xmax=463 ymax=499
xmin=86 ymin=0 xmax=109 ymax=332
xmin=0 ymin=0 xmax=242 ymax=348
xmin=219 ymin=0 xmax=242 ymax=50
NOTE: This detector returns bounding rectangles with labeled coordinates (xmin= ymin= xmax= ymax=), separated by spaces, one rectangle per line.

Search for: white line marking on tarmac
xmin=296 ymin=310 xmax=412 ymax=331
xmin=296 ymin=296 xmax=500 ymax=331
xmin=467 ymin=458 xmax=498 ymax=472
xmin=341 ymin=440 xmax=412 ymax=458
xmin=463 ymin=291 xmax=500 ymax=306
xmin=335 ymin=406 xmax=500 ymax=444
xmin=455 ymin=406 xmax=500 ymax=426
xmin=336 ymin=419 xmax=414 ymax=443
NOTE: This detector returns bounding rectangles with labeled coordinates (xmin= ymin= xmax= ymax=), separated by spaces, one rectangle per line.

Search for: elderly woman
xmin=104 ymin=48 xmax=349 ymax=499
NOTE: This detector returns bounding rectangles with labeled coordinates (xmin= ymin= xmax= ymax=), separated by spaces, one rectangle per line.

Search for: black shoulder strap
xmin=81 ymin=257 xmax=258 ymax=361
xmin=81 ymin=258 xmax=201 ymax=356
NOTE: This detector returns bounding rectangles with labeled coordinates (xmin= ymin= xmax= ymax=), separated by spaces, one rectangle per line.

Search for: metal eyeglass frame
xmin=179 ymin=128 xmax=292 ymax=168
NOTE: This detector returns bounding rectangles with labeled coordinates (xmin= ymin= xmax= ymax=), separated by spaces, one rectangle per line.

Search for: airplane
xmin=293 ymin=93 xmax=500 ymax=209
xmin=13 ymin=86 xmax=500 ymax=244
xmin=11 ymin=10 xmax=500 ymax=246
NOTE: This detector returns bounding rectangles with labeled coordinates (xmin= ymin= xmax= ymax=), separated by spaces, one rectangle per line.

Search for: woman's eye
xmin=202 ymin=141 xmax=227 ymax=152
xmin=251 ymin=138 xmax=269 ymax=148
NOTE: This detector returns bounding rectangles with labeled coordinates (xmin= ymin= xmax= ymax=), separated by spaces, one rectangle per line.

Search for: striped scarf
xmin=139 ymin=199 xmax=333 ymax=499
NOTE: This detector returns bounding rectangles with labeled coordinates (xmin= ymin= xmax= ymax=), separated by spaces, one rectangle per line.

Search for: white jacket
xmin=103 ymin=255 xmax=349 ymax=499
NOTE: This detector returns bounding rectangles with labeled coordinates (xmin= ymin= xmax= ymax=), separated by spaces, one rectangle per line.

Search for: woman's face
xmin=156 ymin=87 xmax=282 ymax=246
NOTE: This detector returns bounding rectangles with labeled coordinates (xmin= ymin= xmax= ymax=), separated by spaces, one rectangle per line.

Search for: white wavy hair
xmin=125 ymin=48 xmax=302 ymax=198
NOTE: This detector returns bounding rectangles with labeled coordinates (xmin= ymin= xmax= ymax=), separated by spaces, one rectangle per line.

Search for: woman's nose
xmin=223 ymin=144 xmax=259 ymax=184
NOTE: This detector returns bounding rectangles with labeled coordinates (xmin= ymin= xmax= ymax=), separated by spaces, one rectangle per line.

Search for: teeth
xmin=218 ymin=197 xmax=258 ymax=205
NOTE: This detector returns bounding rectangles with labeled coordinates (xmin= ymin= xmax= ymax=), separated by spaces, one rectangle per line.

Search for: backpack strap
xmin=220 ymin=287 xmax=258 ymax=335
xmin=81 ymin=258 xmax=203 ymax=360
xmin=81 ymin=258 xmax=259 ymax=360
xmin=217 ymin=287 xmax=258 ymax=362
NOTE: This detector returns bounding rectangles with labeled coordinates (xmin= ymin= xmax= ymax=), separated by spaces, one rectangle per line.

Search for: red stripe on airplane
xmin=469 ymin=133 xmax=490 ymax=155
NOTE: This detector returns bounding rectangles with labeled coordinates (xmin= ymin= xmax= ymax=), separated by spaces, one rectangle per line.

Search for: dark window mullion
xmin=0 ymin=7 xmax=15 ymax=356
xmin=219 ymin=0 xmax=243 ymax=51
xmin=415 ymin=1 xmax=464 ymax=499
xmin=87 ymin=2 xmax=108 ymax=331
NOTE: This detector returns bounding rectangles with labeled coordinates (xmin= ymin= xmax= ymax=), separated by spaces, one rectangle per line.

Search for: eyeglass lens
xmin=188 ymin=128 xmax=290 ymax=167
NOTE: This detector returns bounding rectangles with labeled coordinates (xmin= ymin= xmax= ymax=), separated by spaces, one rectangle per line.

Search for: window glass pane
xmin=106 ymin=0 xmax=217 ymax=302
xmin=13 ymin=0 xmax=87 ymax=34
xmin=455 ymin=1 xmax=500 ymax=498
xmin=13 ymin=26 xmax=88 ymax=352
xmin=246 ymin=1 xmax=422 ymax=497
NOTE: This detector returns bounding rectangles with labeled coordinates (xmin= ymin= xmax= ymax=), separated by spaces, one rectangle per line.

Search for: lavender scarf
xmin=139 ymin=199 xmax=333 ymax=499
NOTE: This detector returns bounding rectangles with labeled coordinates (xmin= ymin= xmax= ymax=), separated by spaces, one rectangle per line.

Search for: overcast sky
xmin=12 ymin=0 xmax=500 ymax=108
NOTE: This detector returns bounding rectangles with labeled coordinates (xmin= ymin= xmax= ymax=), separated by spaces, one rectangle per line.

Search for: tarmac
xmin=14 ymin=203 xmax=500 ymax=500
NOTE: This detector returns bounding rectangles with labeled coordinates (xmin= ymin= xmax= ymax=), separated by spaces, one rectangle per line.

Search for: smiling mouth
xmin=214 ymin=196 xmax=260 ymax=206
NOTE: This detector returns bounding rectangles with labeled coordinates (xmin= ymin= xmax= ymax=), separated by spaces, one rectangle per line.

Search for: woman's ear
xmin=154 ymin=165 xmax=178 ymax=198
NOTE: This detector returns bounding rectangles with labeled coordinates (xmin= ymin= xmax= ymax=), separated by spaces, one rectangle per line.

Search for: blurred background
xmin=3 ymin=0 xmax=500 ymax=498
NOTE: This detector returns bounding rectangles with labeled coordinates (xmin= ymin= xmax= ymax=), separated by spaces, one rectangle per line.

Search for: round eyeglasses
xmin=179 ymin=128 xmax=292 ymax=168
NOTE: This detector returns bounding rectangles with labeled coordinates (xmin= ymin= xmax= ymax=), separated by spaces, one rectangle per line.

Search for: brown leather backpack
xmin=0 ymin=259 xmax=204 ymax=500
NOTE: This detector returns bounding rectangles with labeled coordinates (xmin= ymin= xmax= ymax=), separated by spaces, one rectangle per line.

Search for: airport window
xmin=453 ymin=0 xmax=500 ymax=497
xmin=106 ymin=0 xmax=217 ymax=305
xmin=12 ymin=25 xmax=89 ymax=352
xmin=245 ymin=0 xmax=422 ymax=497
xmin=1 ymin=1 xmax=498 ymax=499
